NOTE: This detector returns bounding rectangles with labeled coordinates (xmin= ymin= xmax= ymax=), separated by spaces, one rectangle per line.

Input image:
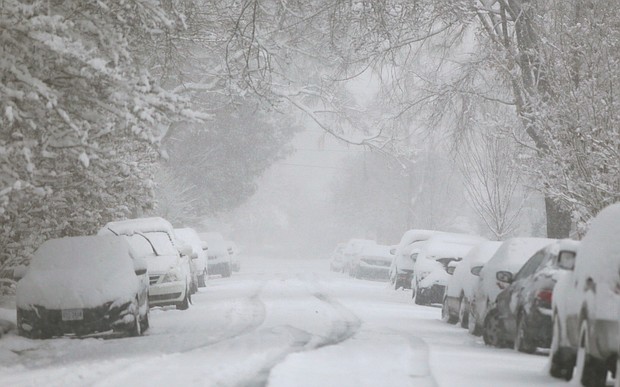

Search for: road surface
xmin=0 ymin=257 xmax=575 ymax=386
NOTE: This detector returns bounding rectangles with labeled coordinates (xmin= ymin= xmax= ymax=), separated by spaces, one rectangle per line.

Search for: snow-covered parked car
xmin=16 ymin=236 xmax=149 ymax=339
xmin=411 ymin=233 xmax=486 ymax=306
xmin=342 ymin=238 xmax=376 ymax=276
xmin=175 ymin=227 xmax=209 ymax=288
xmin=226 ymin=241 xmax=241 ymax=272
xmin=329 ymin=243 xmax=346 ymax=272
xmin=549 ymin=203 xmax=620 ymax=386
xmin=470 ymin=237 xmax=555 ymax=346
xmin=493 ymin=239 xmax=579 ymax=353
xmin=99 ymin=217 xmax=193 ymax=310
xmin=443 ymin=241 xmax=502 ymax=327
xmin=350 ymin=243 xmax=393 ymax=280
xmin=201 ymin=233 xmax=233 ymax=277
xmin=389 ymin=229 xmax=440 ymax=290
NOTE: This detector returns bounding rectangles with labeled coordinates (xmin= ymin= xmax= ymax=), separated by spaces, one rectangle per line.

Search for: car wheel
xmin=483 ymin=309 xmax=508 ymax=348
xmin=549 ymin=315 xmax=574 ymax=380
xmin=177 ymin=289 xmax=190 ymax=310
xmin=468 ymin=307 xmax=481 ymax=336
xmin=414 ymin=289 xmax=427 ymax=305
xmin=129 ymin=299 xmax=142 ymax=337
xmin=222 ymin=264 xmax=232 ymax=278
xmin=574 ymin=321 xmax=607 ymax=387
xmin=514 ymin=313 xmax=536 ymax=354
xmin=442 ymin=297 xmax=457 ymax=324
xmin=198 ymin=271 xmax=207 ymax=288
xmin=459 ymin=296 xmax=469 ymax=329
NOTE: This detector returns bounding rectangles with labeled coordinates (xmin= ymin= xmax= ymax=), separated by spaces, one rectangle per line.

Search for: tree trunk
xmin=544 ymin=197 xmax=571 ymax=238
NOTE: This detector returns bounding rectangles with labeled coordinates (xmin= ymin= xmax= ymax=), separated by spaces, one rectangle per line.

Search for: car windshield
xmin=142 ymin=232 xmax=177 ymax=256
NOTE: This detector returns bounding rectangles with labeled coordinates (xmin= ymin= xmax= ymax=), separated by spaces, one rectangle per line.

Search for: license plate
xmin=62 ymin=308 xmax=84 ymax=321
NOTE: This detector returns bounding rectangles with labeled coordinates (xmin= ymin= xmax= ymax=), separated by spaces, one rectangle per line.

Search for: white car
xmin=443 ymin=241 xmax=502 ymax=327
xmin=349 ymin=244 xmax=393 ymax=280
xmin=175 ymin=228 xmax=209 ymax=288
xmin=16 ymin=236 xmax=149 ymax=338
xmin=226 ymin=241 xmax=241 ymax=272
xmin=411 ymin=233 xmax=486 ymax=305
xmin=469 ymin=237 xmax=555 ymax=344
xmin=202 ymin=236 xmax=232 ymax=278
xmin=342 ymin=239 xmax=376 ymax=276
xmin=99 ymin=217 xmax=193 ymax=310
xmin=549 ymin=203 xmax=620 ymax=386
xmin=389 ymin=229 xmax=440 ymax=290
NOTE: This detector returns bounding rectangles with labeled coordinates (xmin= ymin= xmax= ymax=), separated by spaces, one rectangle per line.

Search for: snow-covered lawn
xmin=0 ymin=256 xmax=581 ymax=386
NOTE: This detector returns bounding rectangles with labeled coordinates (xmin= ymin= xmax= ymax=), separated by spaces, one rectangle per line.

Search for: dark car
xmin=487 ymin=240 xmax=579 ymax=352
xmin=16 ymin=236 xmax=149 ymax=339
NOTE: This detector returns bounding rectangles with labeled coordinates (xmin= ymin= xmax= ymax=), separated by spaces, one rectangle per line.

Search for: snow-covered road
xmin=0 ymin=257 xmax=573 ymax=386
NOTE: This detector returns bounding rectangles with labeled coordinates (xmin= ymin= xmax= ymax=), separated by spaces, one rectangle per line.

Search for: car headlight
xmin=162 ymin=268 xmax=183 ymax=283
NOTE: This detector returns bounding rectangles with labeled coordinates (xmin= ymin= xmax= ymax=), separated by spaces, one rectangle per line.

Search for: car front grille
xmin=149 ymin=292 xmax=182 ymax=302
xmin=149 ymin=275 xmax=161 ymax=285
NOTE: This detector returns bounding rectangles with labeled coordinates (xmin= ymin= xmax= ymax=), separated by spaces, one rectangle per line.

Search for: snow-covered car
xmin=99 ymin=217 xmax=193 ymax=310
xmin=549 ymin=203 xmax=620 ymax=386
xmin=411 ymin=233 xmax=486 ymax=306
xmin=492 ymin=239 xmax=579 ymax=353
xmin=470 ymin=237 xmax=555 ymax=346
xmin=226 ymin=241 xmax=241 ymax=272
xmin=350 ymin=243 xmax=393 ymax=280
xmin=202 ymin=236 xmax=232 ymax=278
xmin=16 ymin=236 xmax=149 ymax=339
xmin=389 ymin=229 xmax=440 ymax=290
xmin=443 ymin=241 xmax=502 ymax=327
xmin=175 ymin=227 xmax=209 ymax=288
xmin=329 ymin=243 xmax=346 ymax=272
xmin=342 ymin=239 xmax=376 ymax=275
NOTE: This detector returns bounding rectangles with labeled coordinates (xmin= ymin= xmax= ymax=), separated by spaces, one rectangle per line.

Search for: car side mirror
xmin=496 ymin=270 xmax=513 ymax=284
xmin=389 ymin=248 xmax=396 ymax=255
xmin=178 ymin=245 xmax=193 ymax=257
xmin=558 ymin=250 xmax=576 ymax=270
xmin=133 ymin=258 xmax=148 ymax=276
xmin=446 ymin=266 xmax=456 ymax=275
xmin=13 ymin=265 xmax=28 ymax=281
xmin=470 ymin=266 xmax=482 ymax=276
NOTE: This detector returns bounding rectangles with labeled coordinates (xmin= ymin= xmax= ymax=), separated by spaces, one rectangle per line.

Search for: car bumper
xmin=526 ymin=307 xmax=553 ymax=347
xmin=17 ymin=303 xmax=134 ymax=338
xmin=148 ymin=281 xmax=186 ymax=307
xmin=418 ymin=284 xmax=446 ymax=304
xmin=208 ymin=261 xmax=231 ymax=275
xmin=357 ymin=264 xmax=390 ymax=280
xmin=396 ymin=271 xmax=413 ymax=288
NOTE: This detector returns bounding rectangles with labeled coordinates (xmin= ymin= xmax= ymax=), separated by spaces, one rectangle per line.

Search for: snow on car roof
xmin=16 ymin=236 xmax=139 ymax=309
xmin=359 ymin=244 xmax=392 ymax=258
xmin=203 ymin=238 xmax=229 ymax=255
xmin=100 ymin=217 xmax=176 ymax=240
xmin=175 ymin=228 xmax=204 ymax=256
xmin=200 ymin=231 xmax=225 ymax=241
xmin=575 ymin=203 xmax=620 ymax=284
xmin=398 ymin=229 xmax=441 ymax=246
xmin=419 ymin=233 xmax=486 ymax=259
xmin=466 ymin=241 xmax=503 ymax=268
xmin=484 ymin=237 xmax=555 ymax=275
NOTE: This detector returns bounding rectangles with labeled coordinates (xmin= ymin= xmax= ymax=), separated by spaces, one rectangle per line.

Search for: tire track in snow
xmin=241 ymin=278 xmax=362 ymax=387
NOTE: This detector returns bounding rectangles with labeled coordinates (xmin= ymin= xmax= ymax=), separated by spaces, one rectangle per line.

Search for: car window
xmin=514 ymin=251 xmax=546 ymax=280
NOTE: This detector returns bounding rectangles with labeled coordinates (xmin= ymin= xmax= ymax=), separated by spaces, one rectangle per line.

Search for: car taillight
xmin=537 ymin=289 xmax=553 ymax=303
